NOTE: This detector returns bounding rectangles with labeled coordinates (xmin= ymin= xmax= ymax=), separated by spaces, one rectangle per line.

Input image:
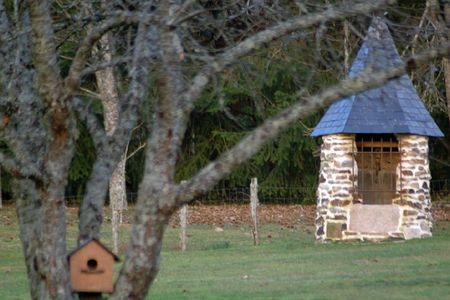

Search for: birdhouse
xmin=68 ymin=239 xmax=119 ymax=293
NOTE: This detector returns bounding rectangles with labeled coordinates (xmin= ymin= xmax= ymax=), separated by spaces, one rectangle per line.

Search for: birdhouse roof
xmin=68 ymin=239 xmax=120 ymax=262
xmin=311 ymin=17 xmax=444 ymax=138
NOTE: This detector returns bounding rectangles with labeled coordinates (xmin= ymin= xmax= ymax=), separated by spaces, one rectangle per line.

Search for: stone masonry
xmin=394 ymin=135 xmax=432 ymax=239
xmin=316 ymin=134 xmax=356 ymax=241
xmin=316 ymin=134 xmax=432 ymax=241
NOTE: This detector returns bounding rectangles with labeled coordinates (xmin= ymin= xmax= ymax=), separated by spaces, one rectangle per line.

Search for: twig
xmin=79 ymin=87 xmax=101 ymax=99
xmin=126 ymin=143 xmax=147 ymax=160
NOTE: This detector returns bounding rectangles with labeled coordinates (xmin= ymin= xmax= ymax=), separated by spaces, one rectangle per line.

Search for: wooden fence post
xmin=179 ymin=205 xmax=188 ymax=251
xmin=250 ymin=177 xmax=260 ymax=245
xmin=179 ymin=180 xmax=188 ymax=251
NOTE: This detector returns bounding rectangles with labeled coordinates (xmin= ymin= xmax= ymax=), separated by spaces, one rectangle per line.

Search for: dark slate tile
xmin=311 ymin=17 xmax=444 ymax=138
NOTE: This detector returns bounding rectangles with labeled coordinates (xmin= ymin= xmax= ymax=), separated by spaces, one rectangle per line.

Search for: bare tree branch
xmin=65 ymin=14 xmax=130 ymax=93
xmin=167 ymin=9 xmax=207 ymax=27
xmin=182 ymin=0 xmax=394 ymax=114
xmin=0 ymin=0 xmax=10 ymax=42
xmin=0 ymin=152 xmax=42 ymax=178
xmin=65 ymin=10 xmax=151 ymax=94
xmin=0 ymin=0 xmax=13 ymax=89
xmin=173 ymin=43 xmax=450 ymax=208
xmin=78 ymin=20 xmax=159 ymax=244
xmin=80 ymin=55 xmax=132 ymax=77
xmin=167 ymin=0 xmax=198 ymax=26
xmin=401 ymin=0 xmax=431 ymax=56
xmin=158 ymin=0 xmax=395 ymax=189
xmin=142 ymin=1 xmax=185 ymax=187
xmin=72 ymin=97 xmax=107 ymax=148
xmin=29 ymin=0 xmax=64 ymax=105
xmin=126 ymin=142 xmax=147 ymax=160
xmin=79 ymin=86 xmax=101 ymax=99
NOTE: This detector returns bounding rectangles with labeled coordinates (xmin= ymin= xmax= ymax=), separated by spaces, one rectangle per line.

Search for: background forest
xmin=1 ymin=0 xmax=449 ymax=204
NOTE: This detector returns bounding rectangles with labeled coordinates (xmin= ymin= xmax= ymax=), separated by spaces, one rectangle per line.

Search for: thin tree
xmin=95 ymin=32 xmax=127 ymax=254
xmin=82 ymin=0 xmax=128 ymax=255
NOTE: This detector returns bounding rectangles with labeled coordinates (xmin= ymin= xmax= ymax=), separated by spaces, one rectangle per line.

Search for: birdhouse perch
xmin=68 ymin=239 xmax=119 ymax=297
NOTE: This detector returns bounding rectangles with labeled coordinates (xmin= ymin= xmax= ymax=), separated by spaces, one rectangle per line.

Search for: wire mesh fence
xmin=59 ymin=179 xmax=450 ymax=206
xmin=191 ymin=187 xmax=251 ymax=205
xmin=62 ymin=186 xmax=316 ymax=205
xmin=189 ymin=186 xmax=317 ymax=205
xmin=431 ymin=179 xmax=450 ymax=203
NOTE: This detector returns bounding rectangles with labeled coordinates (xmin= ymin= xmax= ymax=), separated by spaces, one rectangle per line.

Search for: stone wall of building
xmin=394 ymin=135 xmax=432 ymax=239
xmin=316 ymin=134 xmax=356 ymax=241
xmin=316 ymin=134 xmax=432 ymax=241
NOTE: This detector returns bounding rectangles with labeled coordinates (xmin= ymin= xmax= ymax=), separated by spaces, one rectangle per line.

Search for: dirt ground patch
xmin=169 ymin=204 xmax=450 ymax=227
xmin=174 ymin=204 xmax=316 ymax=227
xmin=432 ymin=204 xmax=450 ymax=222
xmin=3 ymin=203 xmax=450 ymax=228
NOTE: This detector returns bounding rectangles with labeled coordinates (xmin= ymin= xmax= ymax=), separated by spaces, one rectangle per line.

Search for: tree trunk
xmin=77 ymin=21 xmax=155 ymax=245
xmin=15 ymin=179 xmax=43 ymax=299
xmin=14 ymin=119 xmax=74 ymax=300
xmin=16 ymin=178 xmax=73 ymax=300
xmin=109 ymin=154 xmax=127 ymax=253
xmin=110 ymin=196 xmax=169 ymax=300
xmin=8 ymin=2 xmax=75 ymax=298
xmin=444 ymin=58 xmax=450 ymax=124
xmin=95 ymin=32 xmax=127 ymax=254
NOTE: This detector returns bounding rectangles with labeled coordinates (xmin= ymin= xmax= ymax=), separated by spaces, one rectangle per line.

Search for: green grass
xmin=1 ymin=207 xmax=450 ymax=299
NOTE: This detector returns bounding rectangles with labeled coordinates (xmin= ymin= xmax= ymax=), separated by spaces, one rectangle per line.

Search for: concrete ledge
xmin=349 ymin=204 xmax=400 ymax=234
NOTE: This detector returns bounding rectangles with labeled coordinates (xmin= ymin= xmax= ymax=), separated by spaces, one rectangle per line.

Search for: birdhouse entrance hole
xmin=87 ymin=259 xmax=98 ymax=271
xmin=355 ymin=134 xmax=400 ymax=205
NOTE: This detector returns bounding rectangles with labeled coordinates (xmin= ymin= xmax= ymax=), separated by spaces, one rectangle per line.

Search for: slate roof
xmin=311 ymin=17 xmax=444 ymax=137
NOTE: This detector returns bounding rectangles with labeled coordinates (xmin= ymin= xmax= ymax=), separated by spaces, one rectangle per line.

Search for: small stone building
xmin=311 ymin=17 xmax=444 ymax=241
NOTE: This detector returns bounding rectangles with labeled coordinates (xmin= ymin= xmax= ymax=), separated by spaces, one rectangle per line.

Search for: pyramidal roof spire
xmin=311 ymin=17 xmax=444 ymax=137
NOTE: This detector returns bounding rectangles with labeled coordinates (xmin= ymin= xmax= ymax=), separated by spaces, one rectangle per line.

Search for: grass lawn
xmin=1 ymin=206 xmax=450 ymax=299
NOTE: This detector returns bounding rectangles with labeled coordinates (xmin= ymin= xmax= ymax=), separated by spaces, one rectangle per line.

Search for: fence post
xmin=179 ymin=205 xmax=188 ymax=251
xmin=250 ymin=177 xmax=260 ymax=245
xmin=179 ymin=180 xmax=188 ymax=251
